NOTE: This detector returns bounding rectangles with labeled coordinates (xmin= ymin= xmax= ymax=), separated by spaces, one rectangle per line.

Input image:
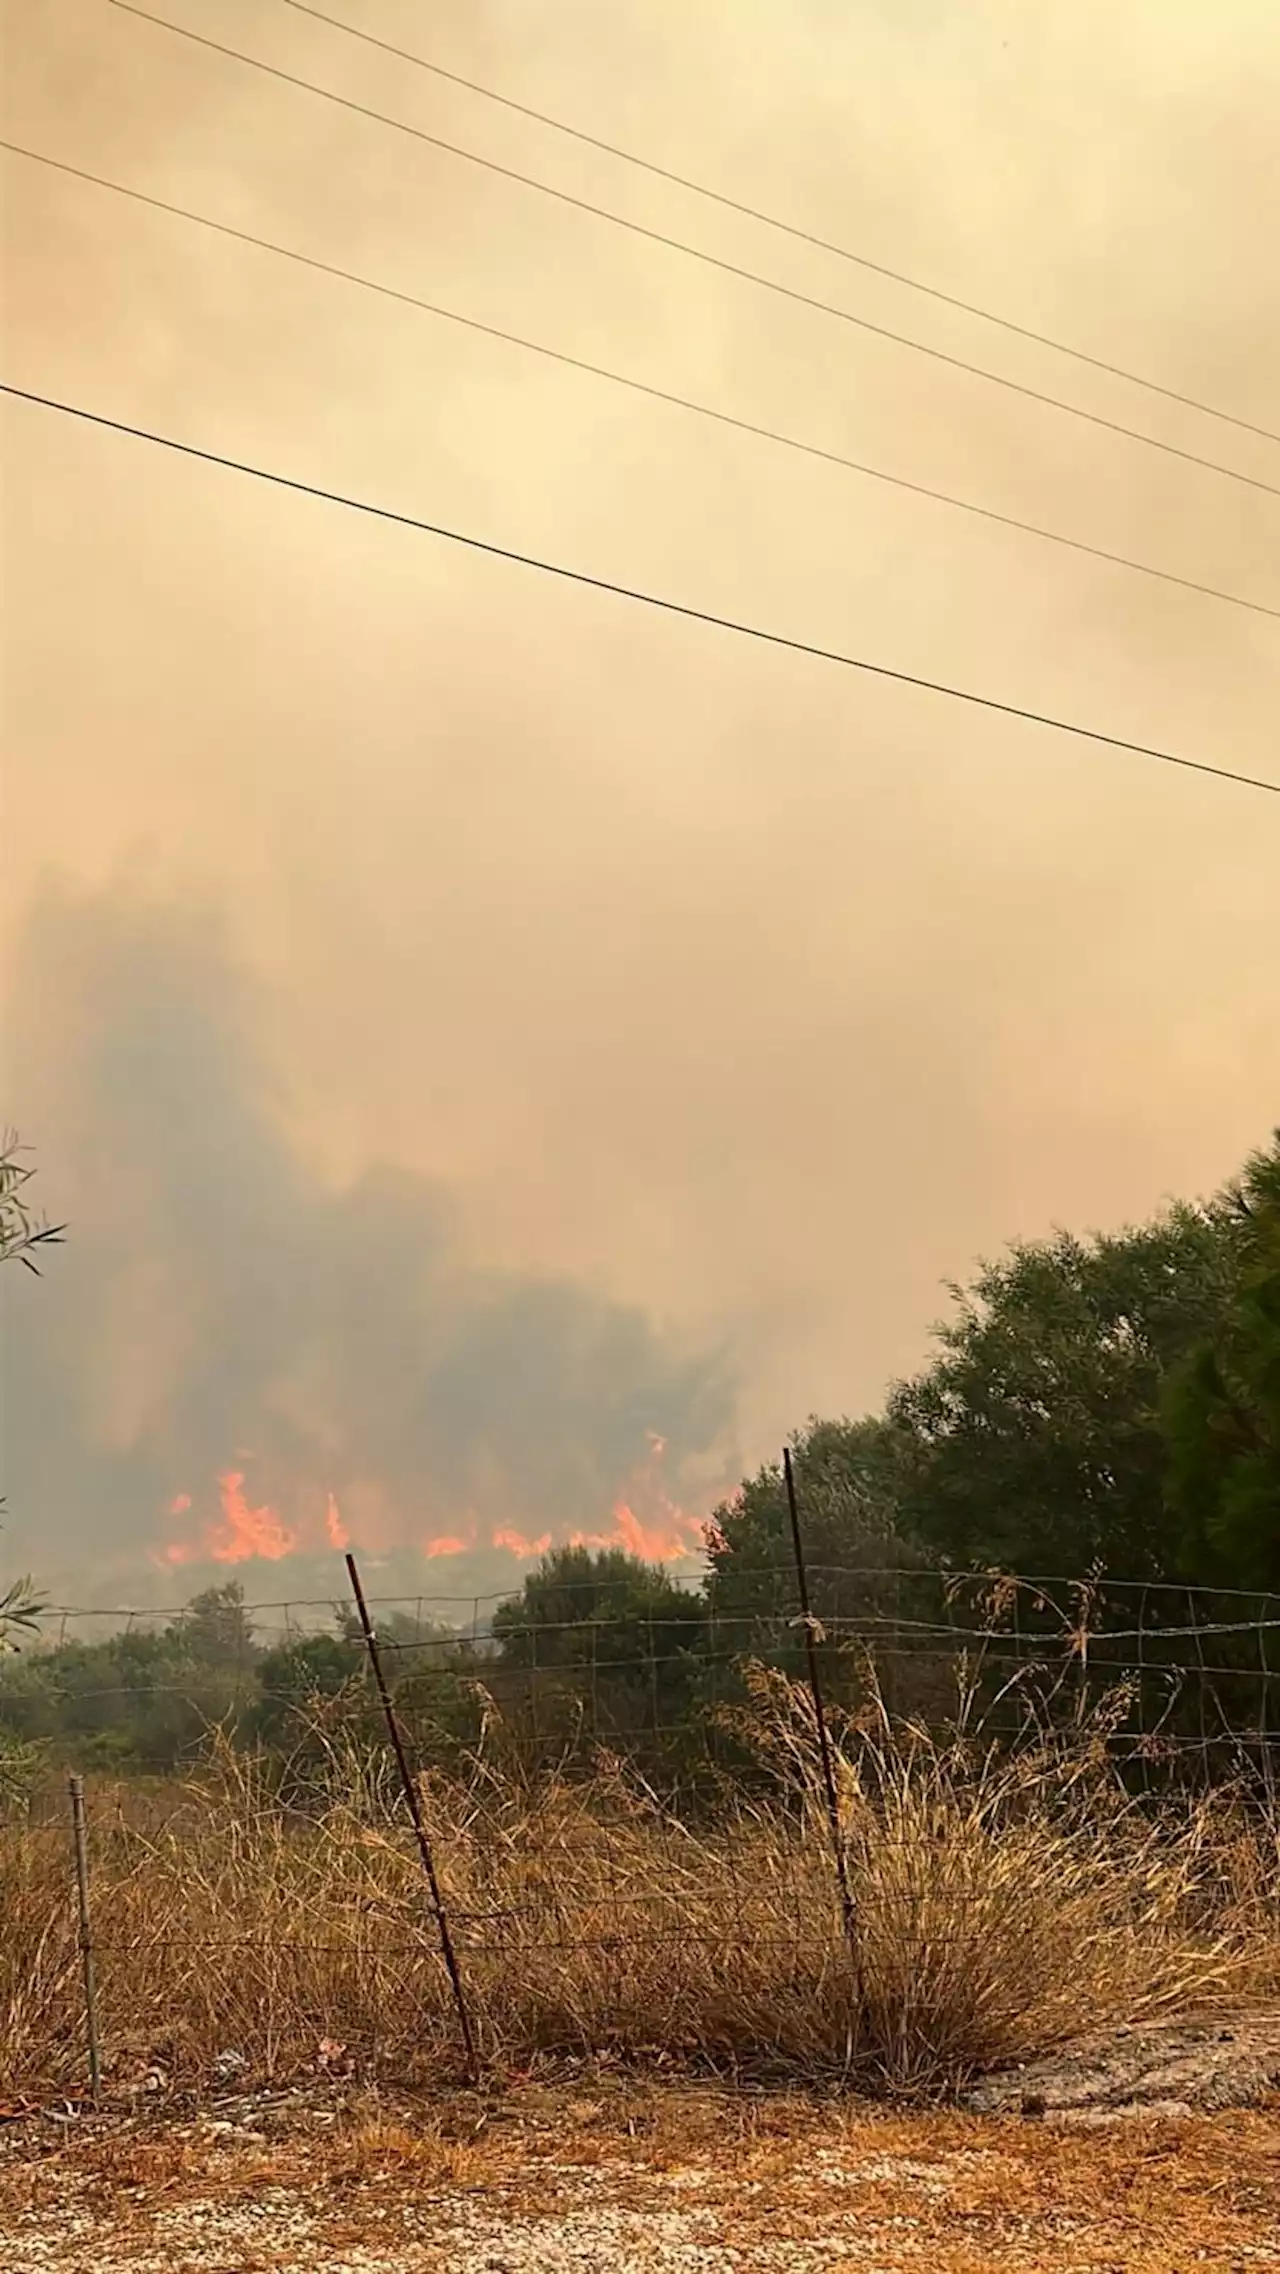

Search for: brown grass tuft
xmin=2 ymin=1673 xmax=1275 ymax=2100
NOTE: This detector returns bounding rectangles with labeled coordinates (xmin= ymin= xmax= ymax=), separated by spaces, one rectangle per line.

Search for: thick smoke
xmin=2 ymin=879 xmax=734 ymax=1600
xmin=3 ymin=0 xmax=1276 ymax=1596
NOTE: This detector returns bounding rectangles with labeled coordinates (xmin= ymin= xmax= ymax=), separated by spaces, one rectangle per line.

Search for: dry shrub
xmin=1 ymin=1669 xmax=1274 ymax=2100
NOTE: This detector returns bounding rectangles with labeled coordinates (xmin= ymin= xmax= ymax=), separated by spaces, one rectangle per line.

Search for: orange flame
xmin=157 ymin=1474 xmax=296 ymax=1566
xmin=157 ymin=1536 xmax=200 ymax=1569
xmin=211 ymin=1471 xmax=297 ymax=1563
xmin=325 ymin=1492 xmax=349 ymax=1551
xmin=158 ymin=1434 xmax=712 ymax=1571
xmin=493 ymin=1525 xmax=553 ymax=1559
xmin=611 ymin=1500 xmax=691 ymax=1562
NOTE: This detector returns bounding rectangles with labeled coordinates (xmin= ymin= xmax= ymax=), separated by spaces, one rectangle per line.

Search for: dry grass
xmin=3 ymin=2082 xmax=1280 ymax=2271
xmin=1 ymin=1671 xmax=1275 ymax=2101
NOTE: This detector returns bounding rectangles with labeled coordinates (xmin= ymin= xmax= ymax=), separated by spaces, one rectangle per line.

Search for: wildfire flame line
xmin=157 ymin=1442 xmax=708 ymax=1570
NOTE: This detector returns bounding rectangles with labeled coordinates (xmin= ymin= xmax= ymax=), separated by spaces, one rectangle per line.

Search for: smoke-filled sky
xmin=2 ymin=0 xmax=1276 ymax=1596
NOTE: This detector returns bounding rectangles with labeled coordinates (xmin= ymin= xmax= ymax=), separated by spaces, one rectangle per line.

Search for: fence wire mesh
xmin=4 ymin=1566 xmax=1278 ymax=1798
xmin=1 ymin=1565 xmax=1276 ymax=2098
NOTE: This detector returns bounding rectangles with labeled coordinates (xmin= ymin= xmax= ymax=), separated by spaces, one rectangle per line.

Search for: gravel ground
xmin=1 ymin=2034 xmax=1277 ymax=2272
xmin=0 ymin=2176 xmax=871 ymax=2272
xmin=5 ymin=2129 xmax=1280 ymax=2274
xmin=961 ymin=2011 xmax=1280 ymax=2120
xmin=0 ymin=2142 xmax=1006 ymax=2273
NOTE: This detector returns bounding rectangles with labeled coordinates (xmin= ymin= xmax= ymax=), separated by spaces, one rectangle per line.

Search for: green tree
xmin=180 ymin=1581 xmax=256 ymax=1668
xmin=705 ymin=1150 xmax=1276 ymax=1752
xmin=493 ymin=1545 xmax=703 ymax=1667
xmin=248 ymin=1628 xmax=369 ymax=1794
xmin=885 ymin=1201 xmax=1241 ymax=1579
xmin=0 ymin=1604 xmax=261 ymax=1775
xmin=492 ymin=1545 xmax=706 ymax=1768
xmin=705 ymin=1415 xmax=911 ymax=1634
xmin=705 ymin=1418 xmax=962 ymax=1731
xmin=251 ymin=1610 xmax=476 ymax=1794
xmin=254 ymin=1629 xmax=361 ymax=1734
xmin=1164 ymin=1137 xmax=1280 ymax=1592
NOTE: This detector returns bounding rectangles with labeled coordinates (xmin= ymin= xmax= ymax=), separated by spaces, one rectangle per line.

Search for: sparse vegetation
xmin=0 ymin=1131 xmax=64 ymax=1275
xmin=0 ymin=1133 xmax=57 ymax=1656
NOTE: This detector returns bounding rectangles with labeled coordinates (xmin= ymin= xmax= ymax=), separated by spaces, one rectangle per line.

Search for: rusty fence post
xmin=344 ymin=1552 xmax=478 ymax=2079
xmin=782 ymin=1447 xmax=860 ymax=1970
xmin=67 ymin=1773 xmax=102 ymax=2107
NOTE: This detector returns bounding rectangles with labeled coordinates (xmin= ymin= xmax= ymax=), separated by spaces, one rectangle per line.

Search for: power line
xmin=8 ymin=138 xmax=1276 ymax=629
xmin=110 ymin=1 xmax=1280 ymax=507
xmin=279 ymin=0 xmax=1280 ymax=455
xmin=3 ymin=379 xmax=1275 ymax=800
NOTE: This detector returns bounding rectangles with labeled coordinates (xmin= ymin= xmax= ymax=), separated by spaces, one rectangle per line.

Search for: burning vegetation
xmin=154 ymin=1431 xmax=709 ymax=1579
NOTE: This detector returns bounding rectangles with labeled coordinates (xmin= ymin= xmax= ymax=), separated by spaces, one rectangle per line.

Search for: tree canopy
xmin=1163 ymin=1141 xmax=1280 ymax=1593
xmin=709 ymin=1134 xmax=1279 ymax=1599
xmin=705 ymin=1415 xmax=910 ymax=1631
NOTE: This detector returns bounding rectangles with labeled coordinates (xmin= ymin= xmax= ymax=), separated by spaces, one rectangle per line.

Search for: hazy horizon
xmin=3 ymin=0 xmax=1276 ymax=1600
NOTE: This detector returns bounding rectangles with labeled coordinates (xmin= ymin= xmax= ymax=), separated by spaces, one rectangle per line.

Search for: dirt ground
xmin=2 ymin=2018 xmax=1277 ymax=2272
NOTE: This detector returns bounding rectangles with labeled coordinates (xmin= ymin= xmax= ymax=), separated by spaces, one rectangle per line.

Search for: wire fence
xmin=4 ymin=1563 xmax=1279 ymax=1794
xmin=2 ymin=1552 xmax=1276 ymax=2098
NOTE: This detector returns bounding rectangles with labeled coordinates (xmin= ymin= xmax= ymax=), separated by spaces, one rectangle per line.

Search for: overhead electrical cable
xmin=3 ymin=380 xmax=1275 ymax=800
xmin=278 ymin=0 xmax=1280 ymax=452
xmin=6 ymin=139 xmax=1275 ymax=625
xmin=108 ymin=1 xmax=1280 ymax=504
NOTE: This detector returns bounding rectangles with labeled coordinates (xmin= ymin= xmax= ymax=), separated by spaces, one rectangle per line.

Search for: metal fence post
xmin=344 ymin=1552 xmax=478 ymax=2080
xmin=782 ymin=1448 xmax=860 ymax=1969
xmin=67 ymin=1774 xmax=102 ymax=2108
